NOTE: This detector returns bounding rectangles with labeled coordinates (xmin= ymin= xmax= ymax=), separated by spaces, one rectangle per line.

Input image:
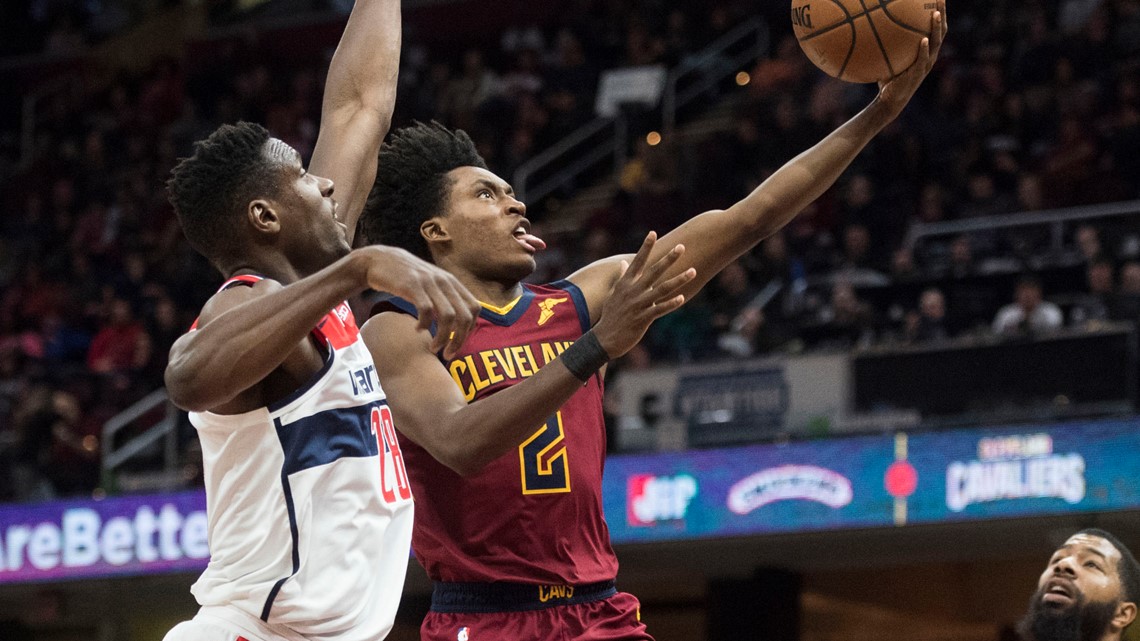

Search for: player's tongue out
xmin=513 ymin=226 xmax=546 ymax=252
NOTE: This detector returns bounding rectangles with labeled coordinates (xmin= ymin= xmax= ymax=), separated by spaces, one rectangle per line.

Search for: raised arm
xmin=365 ymin=235 xmax=693 ymax=476
xmin=167 ymin=246 xmax=480 ymax=413
xmin=308 ymin=0 xmax=401 ymax=244
xmin=570 ymin=6 xmax=946 ymax=316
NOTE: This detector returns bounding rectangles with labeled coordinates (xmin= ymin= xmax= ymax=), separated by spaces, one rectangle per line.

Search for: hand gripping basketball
xmin=877 ymin=3 xmax=947 ymax=113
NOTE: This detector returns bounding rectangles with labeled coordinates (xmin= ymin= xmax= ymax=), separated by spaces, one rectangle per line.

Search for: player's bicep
xmin=166 ymin=280 xmax=306 ymax=410
xmin=361 ymin=312 xmax=469 ymax=456
xmin=309 ymin=109 xmax=385 ymax=243
xmin=168 ymin=281 xmax=278 ymax=376
xmin=654 ymin=208 xmax=760 ymax=297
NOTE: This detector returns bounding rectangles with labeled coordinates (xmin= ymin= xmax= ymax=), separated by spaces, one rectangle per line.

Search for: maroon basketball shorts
xmin=421 ymin=580 xmax=653 ymax=641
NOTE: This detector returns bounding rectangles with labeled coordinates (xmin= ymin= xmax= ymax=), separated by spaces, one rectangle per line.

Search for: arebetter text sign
xmin=0 ymin=491 xmax=207 ymax=584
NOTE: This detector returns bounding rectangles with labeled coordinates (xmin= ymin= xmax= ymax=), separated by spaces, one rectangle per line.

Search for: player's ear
xmin=248 ymin=199 xmax=281 ymax=236
xmin=421 ymin=217 xmax=451 ymax=244
xmin=1112 ymin=600 xmax=1137 ymax=632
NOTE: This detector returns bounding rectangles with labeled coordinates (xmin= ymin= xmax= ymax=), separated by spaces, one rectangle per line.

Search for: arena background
xmin=2 ymin=0 xmax=1140 ymax=639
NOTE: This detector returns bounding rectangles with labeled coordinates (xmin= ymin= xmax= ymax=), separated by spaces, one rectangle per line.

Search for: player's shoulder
xmin=195 ymin=276 xmax=283 ymax=329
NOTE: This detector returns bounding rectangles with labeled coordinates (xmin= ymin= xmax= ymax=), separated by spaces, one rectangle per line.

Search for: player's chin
xmin=502 ymin=255 xmax=537 ymax=281
xmin=331 ymin=238 xmax=353 ymax=259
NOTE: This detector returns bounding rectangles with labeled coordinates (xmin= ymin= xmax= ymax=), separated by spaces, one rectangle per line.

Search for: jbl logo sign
xmin=792 ymin=5 xmax=812 ymax=28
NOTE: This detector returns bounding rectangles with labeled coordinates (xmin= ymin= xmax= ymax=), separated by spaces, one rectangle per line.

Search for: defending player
xmin=1018 ymin=529 xmax=1138 ymax=641
xmin=160 ymin=1 xmax=482 ymax=640
xmin=359 ymin=8 xmax=946 ymax=640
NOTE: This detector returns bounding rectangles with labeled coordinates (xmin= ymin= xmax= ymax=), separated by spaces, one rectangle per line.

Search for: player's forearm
xmin=439 ymin=361 xmax=585 ymax=476
xmin=323 ymin=0 xmax=401 ymax=116
xmin=731 ymin=97 xmax=896 ymax=237
xmin=434 ymin=361 xmax=588 ymax=476
xmin=165 ymin=253 xmax=369 ymax=411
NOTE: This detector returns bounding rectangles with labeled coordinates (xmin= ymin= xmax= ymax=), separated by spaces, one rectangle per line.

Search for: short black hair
xmin=1075 ymin=528 xmax=1140 ymax=606
xmin=1017 ymin=274 xmax=1043 ymax=291
xmin=361 ymin=121 xmax=487 ymax=260
xmin=167 ymin=121 xmax=281 ymax=263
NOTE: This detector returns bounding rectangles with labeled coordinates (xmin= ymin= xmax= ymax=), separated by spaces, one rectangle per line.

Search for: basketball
xmin=792 ymin=0 xmax=938 ymax=83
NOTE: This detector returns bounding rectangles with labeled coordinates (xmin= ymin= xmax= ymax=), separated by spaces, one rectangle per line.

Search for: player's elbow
xmin=164 ymin=350 xmax=218 ymax=412
xmin=437 ymin=449 xmax=491 ymax=478
xmin=433 ymin=440 xmax=497 ymax=478
xmin=165 ymin=364 xmax=203 ymax=412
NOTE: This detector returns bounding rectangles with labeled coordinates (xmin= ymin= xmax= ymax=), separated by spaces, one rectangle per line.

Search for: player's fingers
xmin=442 ymin=283 xmax=479 ymax=356
xmin=424 ymin=285 xmax=458 ymax=354
xmin=916 ymin=37 xmax=930 ymax=71
xmin=649 ymin=294 xmax=686 ymax=320
xmin=411 ymin=294 xmax=435 ymax=333
xmin=623 ymin=232 xmax=658 ymax=281
xmin=652 ymin=268 xmax=697 ymax=304
xmin=639 ymin=244 xmax=685 ymax=288
xmin=929 ymin=11 xmax=944 ymax=60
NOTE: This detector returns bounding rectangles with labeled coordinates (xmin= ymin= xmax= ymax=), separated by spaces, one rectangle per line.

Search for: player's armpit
xmin=564 ymin=255 xmax=628 ymax=325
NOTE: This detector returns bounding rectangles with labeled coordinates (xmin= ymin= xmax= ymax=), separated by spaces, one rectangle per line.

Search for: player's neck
xmin=223 ymin=254 xmax=304 ymax=285
xmin=456 ymin=272 xmax=525 ymax=309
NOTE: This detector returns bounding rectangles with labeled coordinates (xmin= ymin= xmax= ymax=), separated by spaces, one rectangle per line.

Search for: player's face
xmin=1036 ymin=535 xmax=1124 ymax=611
xmin=263 ymin=140 xmax=350 ymax=270
xmin=435 ymin=166 xmax=546 ymax=281
xmin=1018 ymin=534 xmax=1131 ymax=641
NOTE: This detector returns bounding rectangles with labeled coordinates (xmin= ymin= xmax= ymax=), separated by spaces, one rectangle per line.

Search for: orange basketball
xmin=791 ymin=0 xmax=938 ymax=83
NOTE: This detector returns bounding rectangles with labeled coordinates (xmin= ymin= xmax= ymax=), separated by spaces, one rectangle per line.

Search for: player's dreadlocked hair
xmin=1077 ymin=528 xmax=1140 ymax=607
xmin=361 ymin=121 xmax=487 ymax=261
xmin=167 ymin=122 xmax=280 ymax=263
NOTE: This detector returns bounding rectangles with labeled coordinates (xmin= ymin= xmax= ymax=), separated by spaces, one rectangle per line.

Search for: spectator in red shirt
xmin=86 ymin=296 xmax=151 ymax=375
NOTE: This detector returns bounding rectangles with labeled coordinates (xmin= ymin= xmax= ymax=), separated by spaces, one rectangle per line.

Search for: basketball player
xmin=159 ymin=1 xmax=482 ymax=640
xmin=1018 ymin=529 xmax=1139 ymax=641
xmin=359 ymin=8 xmax=946 ymax=641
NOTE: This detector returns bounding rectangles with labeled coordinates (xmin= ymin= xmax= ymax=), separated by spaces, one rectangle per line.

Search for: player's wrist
xmin=561 ymin=331 xmax=611 ymax=382
xmin=866 ymin=95 xmax=901 ymax=126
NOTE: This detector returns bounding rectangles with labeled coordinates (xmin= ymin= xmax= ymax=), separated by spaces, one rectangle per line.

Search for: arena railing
xmin=101 ymin=387 xmax=183 ymax=494
xmin=904 ymin=199 xmax=1140 ymax=252
xmin=661 ymin=17 xmax=769 ymax=133
xmin=514 ymin=17 xmax=769 ymax=205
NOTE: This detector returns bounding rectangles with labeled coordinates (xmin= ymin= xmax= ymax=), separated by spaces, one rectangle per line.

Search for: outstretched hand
xmin=358 ymin=245 xmax=482 ymax=360
xmin=592 ymin=232 xmax=696 ymax=358
xmin=877 ymin=2 xmax=947 ymax=114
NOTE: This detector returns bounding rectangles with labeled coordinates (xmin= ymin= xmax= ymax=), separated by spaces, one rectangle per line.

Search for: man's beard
xmin=1017 ymin=587 xmax=1119 ymax=641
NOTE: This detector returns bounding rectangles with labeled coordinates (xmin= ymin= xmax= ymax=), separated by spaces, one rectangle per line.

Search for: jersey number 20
xmin=372 ymin=406 xmax=412 ymax=503
xmin=519 ymin=412 xmax=570 ymax=495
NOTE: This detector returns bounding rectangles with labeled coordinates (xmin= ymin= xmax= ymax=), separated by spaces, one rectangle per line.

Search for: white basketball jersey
xmin=187 ymin=276 xmax=413 ymax=641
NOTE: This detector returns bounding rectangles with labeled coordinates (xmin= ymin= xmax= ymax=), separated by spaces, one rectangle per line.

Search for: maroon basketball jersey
xmin=379 ymin=280 xmax=618 ymax=584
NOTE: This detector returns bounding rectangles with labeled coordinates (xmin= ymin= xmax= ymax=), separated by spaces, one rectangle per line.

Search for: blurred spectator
xmin=1074 ymin=224 xmax=1106 ymax=263
xmin=86 ymin=297 xmax=151 ymax=376
xmin=813 ymin=282 xmax=875 ymax=349
xmin=1070 ymin=257 xmax=1115 ymax=325
xmin=1112 ymin=261 xmax=1140 ymax=321
xmin=905 ymin=288 xmax=951 ymax=343
xmin=992 ymin=276 xmax=1064 ymax=335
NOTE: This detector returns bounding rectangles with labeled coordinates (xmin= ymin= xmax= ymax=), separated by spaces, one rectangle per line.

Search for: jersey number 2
xmin=372 ymin=406 xmax=412 ymax=503
xmin=519 ymin=412 xmax=570 ymax=495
